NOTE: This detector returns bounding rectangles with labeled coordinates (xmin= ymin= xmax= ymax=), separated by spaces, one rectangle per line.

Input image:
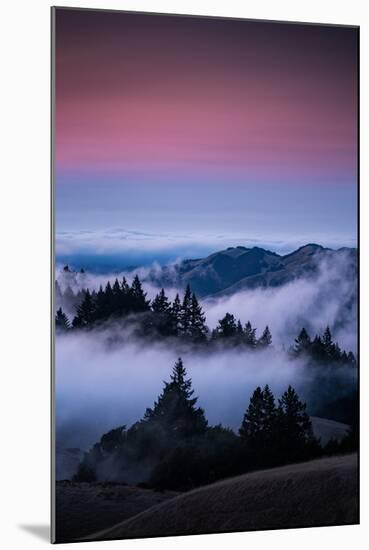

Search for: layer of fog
xmin=55 ymin=333 xmax=297 ymax=449
xmin=56 ymin=251 xmax=357 ymax=352
xmin=55 ymin=250 xmax=357 ymax=454
xmin=55 ymin=328 xmax=356 ymax=453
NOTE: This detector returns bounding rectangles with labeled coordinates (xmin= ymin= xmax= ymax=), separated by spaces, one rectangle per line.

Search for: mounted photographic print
xmin=51 ymin=7 xmax=359 ymax=543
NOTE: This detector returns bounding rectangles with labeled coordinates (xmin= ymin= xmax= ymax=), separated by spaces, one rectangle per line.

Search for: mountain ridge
xmin=146 ymin=243 xmax=357 ymax=297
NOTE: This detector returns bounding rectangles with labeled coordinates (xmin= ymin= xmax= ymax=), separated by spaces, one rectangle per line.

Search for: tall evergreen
xmin=130 ymin=275 xmax=150 ymax=312
xmin=293 ymin=328 xmax=311 ymax=355
xmin=144 ymin=357 xmax=208 ymax=438
xmin=72 ymin=289 xmax=95 ymax=327
xmin=189 ymin=293 xmax=208 ymax=342
xmin=277 ymin=386 xmax=314 ymax=450
xmin=322 ymin=326 xmax=334 ymax=358
xmin=170 ymin=293 xmax=182 ymax=335
xmin=55 ymin=307 xmax=70 ymax=330
xmin=180 ymin=285 xmax=192 ymax=336
xmin=104 ymin=281 xmax=114 ymax=317
xmin=151 ymin=288 xmax=170 ymax=314
xmin=244 ymin=321 xmax=257 ymax=348
xmin=239 ymin=385 xmax=277 ymax=447
xmin=258 ymin=326 xmax=272 ymax=348
xmin=215 ymin=313 xmax=238 ymax=339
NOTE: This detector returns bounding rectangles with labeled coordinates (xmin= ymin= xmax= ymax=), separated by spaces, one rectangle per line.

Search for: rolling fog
xmin=55 ymin=252 xmax=357 ymax=451
xmin=56 ymin=333 xmax=312 ymax=450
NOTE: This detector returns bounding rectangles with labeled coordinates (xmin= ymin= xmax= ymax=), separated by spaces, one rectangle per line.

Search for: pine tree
xmin=130 ymin=275 xmax=150 ymax=312
xmin=277 ymin=386 xmax=314 ymax=448
xmin=239 ymin=385 xmax=277 ymax=447
xmin=104 ymin=281 xmax=114 ymax=317
xmin=151 ymin=288 xmax=170 ymax=313
xmin=144 ymin=357 xmax=208 ymax=438
xmin=322 ymin=326 xmax=334 ymax=358
xmin=258 ymin=326 xmax=272 ymax=348
xmin=170 ymin=293 xmax=182 ymax=335
xmin=94 ymin=285 xmax=105 ymax=320
xmin=72 ymin=289 xmax=95 ymax=327
xmin=244 ymin=321 xmax=257 ymax=348
xmin=55 ymin=307 xmax=70 ymax=330
xmin=294 ymin=328 xmax=311 ymax=355
xmin=215 ymin=313 xmax=237 ymax=339
xmin=180 ymin=285 xmax=192 ymax=336
xmin=311 ymin=334 xmax=325 ymax=361
xmin=189 ymin=293 xmax=208 ymax=342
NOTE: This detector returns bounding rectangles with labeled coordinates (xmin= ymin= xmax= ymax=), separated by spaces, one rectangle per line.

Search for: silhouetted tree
xmin=215 ymin=313 xmax=238 ymax=339
xmin=258 ymin=326 xmax=272 ymax=348
xmin=151 ymin=288 xmax=170 ymax=314
xmin=244 ymin=321 xmax=257 ymax=348
xmin=189 ymin=294 xmax=208 ymax=342
xmin=180 ymin=285 xmax=192 ymax=336
xmin=277 ymin=385 xmax=316 ymax=458
xmin=170 ymin=293 xmax=182 ymax=335
xmin=55 ymin=307 xmax=70 ymax=330
xmin=130 ymin=275 xmax=150 ymax=312
xmin=239 ymin=385 xmax=277 ymax=449
xmin=294 ymin=328 xmax=311 ymax=355
xmin=72 ymin=289 xmax=95 ymax=327
xmin=144 ymin=357 xmax=208 ymax=438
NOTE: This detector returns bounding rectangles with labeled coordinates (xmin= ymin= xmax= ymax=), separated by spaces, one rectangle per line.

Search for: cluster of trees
xmin=211 ymin=313 xmax=272 ymax=349
xmin=293 ymin=327 xmax=356 ymax=365
xmin=74 ymin=358 xmax=354 ymax=491
xmin=56 ymin=275 xmax=356 ymax=366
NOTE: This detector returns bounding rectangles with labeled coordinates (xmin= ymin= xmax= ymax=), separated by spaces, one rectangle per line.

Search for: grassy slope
xmin=90 ymin=454 xmax=358 ymax=541
xmin=55 ymin=481 xmax=178 ymax=543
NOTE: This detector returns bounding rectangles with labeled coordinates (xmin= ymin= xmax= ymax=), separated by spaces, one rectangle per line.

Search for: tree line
xmin=74 ymin=357 xmax=356 ymax=491
xmin=56 ymin=274 xmax=356 ymax=365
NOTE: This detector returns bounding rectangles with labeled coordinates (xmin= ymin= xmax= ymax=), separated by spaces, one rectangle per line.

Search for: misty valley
xmin=54 ymin=243 xmax=358 ymax=541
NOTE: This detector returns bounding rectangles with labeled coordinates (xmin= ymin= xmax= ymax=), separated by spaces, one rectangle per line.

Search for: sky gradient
xmin=55 ymin=9 xmax=358 ymax=268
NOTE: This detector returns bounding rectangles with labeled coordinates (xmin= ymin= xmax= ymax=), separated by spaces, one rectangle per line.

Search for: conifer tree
xmin=55 ymin=307 xmax=70 ymax=330
xmin=144 ymin=357 xmax=208 ymax=438
xmin=151 ymin=288 xmax=170 ymax=313
xmin=73 ymin=289 xmax=95 ymax=327
xmin=277 ymin=386 xmax=314 ymax=448
xmin=294 ymin=328 xmax=311 ymax=355
xmin=311 ymin=334 xmax=325 ymax=360
xmin=322 ymin=326 xmax=334 ymax=356
xmin=104 ymin=281 xmax=114 ymax=317
xmin=94 ymin=285 xmax=105 ymax=320
xmin=189 ymin=293 xmax=208 ymax=342
xmin=258 ymin=326 xmax=272 ymax=348
xmin=170 ymin=293 xmax=182 ymax=335
xmin=239 ymin=385 xmax=277 ymax=446
xmin=215 ymin=313 xmax=237 ymax=338
xmin=130 ymin=275 xmax=150 ymax=312
xmin=180 ymin=285 xmax=192 ymax=335
xmin=244 ymin=321 xmax=257 ymax=348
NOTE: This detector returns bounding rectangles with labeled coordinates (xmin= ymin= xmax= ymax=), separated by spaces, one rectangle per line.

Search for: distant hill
xmin=89 ymin=454 xmax=358 ymax=541
xmin=147 ymin=244 xmax=357 ymax=297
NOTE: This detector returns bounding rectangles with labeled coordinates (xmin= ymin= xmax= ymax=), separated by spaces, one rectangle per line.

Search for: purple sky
xmin=55 ymin=9 xmax=358 ymax=266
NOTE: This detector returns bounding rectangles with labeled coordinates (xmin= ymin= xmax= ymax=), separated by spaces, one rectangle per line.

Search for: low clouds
xmin=56 ymin=228 xmax=357 ymax=271
xmin=55 ymin=249 xmax=357 ymax=452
